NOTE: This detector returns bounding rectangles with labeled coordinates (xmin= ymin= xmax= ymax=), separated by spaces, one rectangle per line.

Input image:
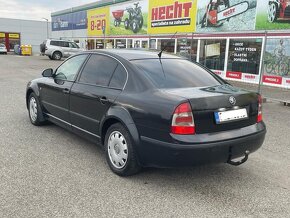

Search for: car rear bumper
xmin=138 ymin=122 xmax=266 ymax=167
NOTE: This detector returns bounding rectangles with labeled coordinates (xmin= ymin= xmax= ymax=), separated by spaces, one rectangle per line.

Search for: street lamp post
xmin=42 ymin=18 xmax=49 ymax=39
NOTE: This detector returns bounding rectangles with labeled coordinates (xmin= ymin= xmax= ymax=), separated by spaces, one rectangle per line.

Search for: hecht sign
xmin=148 ymin=0 xmax=197 ymax=34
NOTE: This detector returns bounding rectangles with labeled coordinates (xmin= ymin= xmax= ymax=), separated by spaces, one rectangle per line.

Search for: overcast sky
xmin=0 ymin=0 xmax=96 ymax=21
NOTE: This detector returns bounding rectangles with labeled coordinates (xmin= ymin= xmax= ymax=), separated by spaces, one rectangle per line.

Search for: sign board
xmin=148 ymin=0 xmax=197 ymax=34
xmin=0 ymin=33 xmax=5 ymax=38
xmin=9 ymin=33 xmax=20 ymax=39
xmin=88 ymin=7 xmax=110 ymax=36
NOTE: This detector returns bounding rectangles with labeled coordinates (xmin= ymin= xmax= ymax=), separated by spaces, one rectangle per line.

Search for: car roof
xmin=85 ymin=49 xmax=182 ymax=61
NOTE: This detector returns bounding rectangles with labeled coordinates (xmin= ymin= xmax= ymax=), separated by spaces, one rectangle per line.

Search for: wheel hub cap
xmin=108 ymin=131 xmax=128 ymax=169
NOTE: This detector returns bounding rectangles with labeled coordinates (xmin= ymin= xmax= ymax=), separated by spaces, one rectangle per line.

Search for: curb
xmin=264 ymin=97 xmax=290 ymax=107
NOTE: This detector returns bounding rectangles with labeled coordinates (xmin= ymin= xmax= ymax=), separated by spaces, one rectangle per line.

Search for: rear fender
xmin=100 ymin=106 xmax=141 ymax=149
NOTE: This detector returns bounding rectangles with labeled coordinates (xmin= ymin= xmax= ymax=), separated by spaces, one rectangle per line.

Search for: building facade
xmin=51 ymin=0 xmax=290 ymax=89
xmin=0 ymin=18 xmax=51 ymax=54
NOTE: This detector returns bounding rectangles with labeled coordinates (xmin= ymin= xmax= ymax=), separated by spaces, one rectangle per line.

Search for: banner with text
xmin=88 ymin=7 xmax=110 ymax=36
xmin=148 ymin=0 xmax=197 ymax=34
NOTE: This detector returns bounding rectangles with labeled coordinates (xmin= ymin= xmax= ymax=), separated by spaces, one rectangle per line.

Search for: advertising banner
xmin=263 ymin=38 xmax=290 ymax=88
xmin=226 ymin=38 xmax=262 ymax=83
xmin=148 ymin=0 xmax=197 ymax=34
xmin=0 ymin=33 xmax=5 ymax=38
xmin=8 ymin=33 xmax=20 ymax=39
xmin=256 ymin=0 xmax=290 ymax=30
xmin=196 ymin=0 xmax=257 ymax=32
xmin=52 ymin=11 xmax=87 ymax=31
xmin=88 ymin=7 xmax=110 ymax=36
xmin=109 ymin=0 xmax=148 ymax=35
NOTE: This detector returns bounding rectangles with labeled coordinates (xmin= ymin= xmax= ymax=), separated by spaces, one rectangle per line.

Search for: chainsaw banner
xmin=256 ymin=0 xmax=290 ymax=30
xmin=263 ymin=38 xmax=290 ymax=88
xmin=109 ymin=0 xmax=148 ymax=35
xmin=87 ymin=7 xmax=110 ymax=36
xmin=148 ymin=0 xmax=197 ymax=34
xmin=196 ymin=0 xmax=257 ymax=32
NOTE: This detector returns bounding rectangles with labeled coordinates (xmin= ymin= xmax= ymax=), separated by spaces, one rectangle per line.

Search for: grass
xmin=256 ymin=13 xmax=290 ymax=30
xmin=109 ymin=12 xmax=148 ymax=35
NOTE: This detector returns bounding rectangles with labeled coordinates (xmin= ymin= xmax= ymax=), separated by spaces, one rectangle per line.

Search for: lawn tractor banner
xmin=196 ymin=0 xmax=257 ymax=32
xmin=263 ymin=38 xmax=290 ymax=88
xmin=88 ymin=7 xmax=110 ymax=36
xmin=256 ymin=0 xmax=290 ymax=30
xmin=148 ymin=0 xmax=197 ymax=34
xmin=109 ymin=0 xmax=148 ymax=35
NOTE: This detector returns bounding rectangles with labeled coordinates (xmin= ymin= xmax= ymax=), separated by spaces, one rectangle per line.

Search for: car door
xmin=69 ymin=42 xmax=81 ymax=55
xmin=61 ymin=41 xmax=70 ymax=57
xmin=39 ymin=54 xmax=88 ymax=128
xmin=69 ymin=54 xmax=127 ymax=140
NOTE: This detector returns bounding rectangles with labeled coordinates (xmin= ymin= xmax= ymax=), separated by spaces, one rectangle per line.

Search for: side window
xmin=50 ymin=41 xmax=57 ymax=46
xmin=55 ymin=54 xmax=88 ymax=81
xmin=61 ymin=41 xmax=69 ymax=48
xmin=69 ymin=42 xmax=79 ymax=48
xmin=79 ymin=54 xmax=118 ymax=86
xmin=109 ymin=64 xmax=127 ymax=89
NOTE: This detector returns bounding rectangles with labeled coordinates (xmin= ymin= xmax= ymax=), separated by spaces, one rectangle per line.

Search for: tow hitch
xmin=227 ymin=150 xmax=250 ymax=166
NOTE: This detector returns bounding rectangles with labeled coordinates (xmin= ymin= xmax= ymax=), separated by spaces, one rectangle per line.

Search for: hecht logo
xmin=151 ymin=1 xmax=193 ymax=21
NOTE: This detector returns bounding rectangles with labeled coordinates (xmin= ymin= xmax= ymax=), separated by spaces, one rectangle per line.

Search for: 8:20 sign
xmin=90 ymin=19 xmax=106 ymax=31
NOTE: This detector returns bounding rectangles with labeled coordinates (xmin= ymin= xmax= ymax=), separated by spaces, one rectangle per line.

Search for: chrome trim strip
xmin=44 ymin=113 xmax=71 ymax=126
xmin=72 ymin=124 xmax=101 ymax=138
xmin=44 ymin=113 xmax=101 ymax=138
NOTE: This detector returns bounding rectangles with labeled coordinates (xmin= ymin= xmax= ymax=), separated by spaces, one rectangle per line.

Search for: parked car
xmin=268 ymin=0 xmax=290 ymax=22
xmin=40 ymin=39 xmax=82 ymax=60
xmin=0 ymin=43 xmax=7 ymax=54
xmin=26 ymin=50 xmax=266 ymax=176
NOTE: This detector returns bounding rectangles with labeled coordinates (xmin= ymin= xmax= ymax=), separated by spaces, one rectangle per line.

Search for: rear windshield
xmin=132 ymin=59 xmax=223 ymax=88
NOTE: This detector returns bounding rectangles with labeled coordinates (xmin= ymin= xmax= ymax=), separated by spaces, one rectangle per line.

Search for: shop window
xmin=199 ymin=39 xmax=226 ymax=71
xmin=149 ymin=39 xmax=156 ymax=50
xmin=177 ymin=38 xmax=198 ymax=62
xmin=127 ymin=39 xmax=133 ymax=48
xmin=96 ymin=40 xmax=104 ymax=49
xmin=227 ymin=39 xmax=262 ymax=75
xmin=105 ymin=39 xmax=114 ymax=49
xmin=264 ymin=38 xmax=290 ymax=78
xmin=157 ymin=39 xmax=175 ymax=53
xmin=116 ymin=39 xmax=126 ymax=49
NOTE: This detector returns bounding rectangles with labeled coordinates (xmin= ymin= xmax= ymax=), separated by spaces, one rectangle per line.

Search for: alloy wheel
xmin=29 ymin=97 xmax=38 ymax=122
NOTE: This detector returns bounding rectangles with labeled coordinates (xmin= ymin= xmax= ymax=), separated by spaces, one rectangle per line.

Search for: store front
xmin=0 ymin=32 xmax=20 ymax=52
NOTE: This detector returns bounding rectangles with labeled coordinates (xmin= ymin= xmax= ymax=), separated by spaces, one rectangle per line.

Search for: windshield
xmin=0 ymin=44 xmax=5 ymax=48
xmin=132 ymin=59 xmax=223 ymax=89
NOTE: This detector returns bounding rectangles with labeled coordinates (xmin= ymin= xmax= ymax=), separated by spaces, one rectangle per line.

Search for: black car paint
xmin=26 ymin=50 xmax=266 ymax=167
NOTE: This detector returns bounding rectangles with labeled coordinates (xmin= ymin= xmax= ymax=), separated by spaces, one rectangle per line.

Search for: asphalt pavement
xmin=0 ymin=55 xmax=289 ymax=217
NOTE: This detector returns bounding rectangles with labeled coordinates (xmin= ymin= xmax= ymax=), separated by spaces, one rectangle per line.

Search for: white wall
xmin=0 ymin=18 xmax=52 ymax=54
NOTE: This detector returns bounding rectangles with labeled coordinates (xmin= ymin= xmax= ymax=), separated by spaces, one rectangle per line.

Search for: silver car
xmin=41 ymin=39 xmax=82 ymax=60
xmin=0 ymin=43 xmax=7 ymax=54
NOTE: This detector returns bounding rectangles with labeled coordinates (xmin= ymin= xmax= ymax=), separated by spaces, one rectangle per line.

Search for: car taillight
xmin=171 ymin=102 xmax=195 ymax=135
xmin=45 ymin=46 xmax=48 ymax=50
xmin=257 ymin=95 xmax=262 ymax=123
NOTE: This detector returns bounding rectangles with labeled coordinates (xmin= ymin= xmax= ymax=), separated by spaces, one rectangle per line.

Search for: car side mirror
xmin=42 ymin=68 xmax=54 ymax=77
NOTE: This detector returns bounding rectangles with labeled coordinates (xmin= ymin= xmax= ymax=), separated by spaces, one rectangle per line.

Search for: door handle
xmin=100 ymin=96 xmax=108 ymax=104
xmin=63 ymin=88 xmax=70 ymax=94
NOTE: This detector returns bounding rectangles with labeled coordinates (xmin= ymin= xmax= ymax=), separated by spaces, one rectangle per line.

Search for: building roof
xmin=51 ymin=0 xmax=129 ymax=17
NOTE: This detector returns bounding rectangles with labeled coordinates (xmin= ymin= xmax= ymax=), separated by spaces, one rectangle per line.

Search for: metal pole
xmin=258 ymin=31 xmax=268 ymax=94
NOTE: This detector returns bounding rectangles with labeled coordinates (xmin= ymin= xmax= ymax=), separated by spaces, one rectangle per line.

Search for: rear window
xmin=132 ymin=59 xmax=223 ymax=88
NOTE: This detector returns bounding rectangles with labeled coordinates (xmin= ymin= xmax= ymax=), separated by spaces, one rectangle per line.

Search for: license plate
xmin=214 ymin=108 xmax=248 ymax=124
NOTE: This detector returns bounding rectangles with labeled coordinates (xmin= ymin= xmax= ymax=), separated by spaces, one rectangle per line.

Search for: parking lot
xmin=0 ymin=54 xmax=289 ymax=217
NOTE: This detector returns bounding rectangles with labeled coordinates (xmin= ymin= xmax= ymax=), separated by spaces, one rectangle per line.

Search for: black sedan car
xmin=26 ymin=50 xmax=266 ymax=176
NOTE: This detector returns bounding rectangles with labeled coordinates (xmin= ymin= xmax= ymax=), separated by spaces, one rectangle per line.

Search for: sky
xmin=0 ymin=0 xmax=96 ymax=21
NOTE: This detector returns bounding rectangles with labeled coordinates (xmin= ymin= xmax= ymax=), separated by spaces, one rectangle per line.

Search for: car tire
xmin=48 ymin=55 xmax=53 ymax=60
xmin=28 ymin=93 xmax=46 ymax=126
xmin=52 ymin=51 xmax=62 ymax=60
xmin=104 ymin=123 xmax=141 ymax=176
xmin=124 ymin=18 xmax=129 ymax=29
xmin=268 ymin=3 xmax=278 ymax=23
